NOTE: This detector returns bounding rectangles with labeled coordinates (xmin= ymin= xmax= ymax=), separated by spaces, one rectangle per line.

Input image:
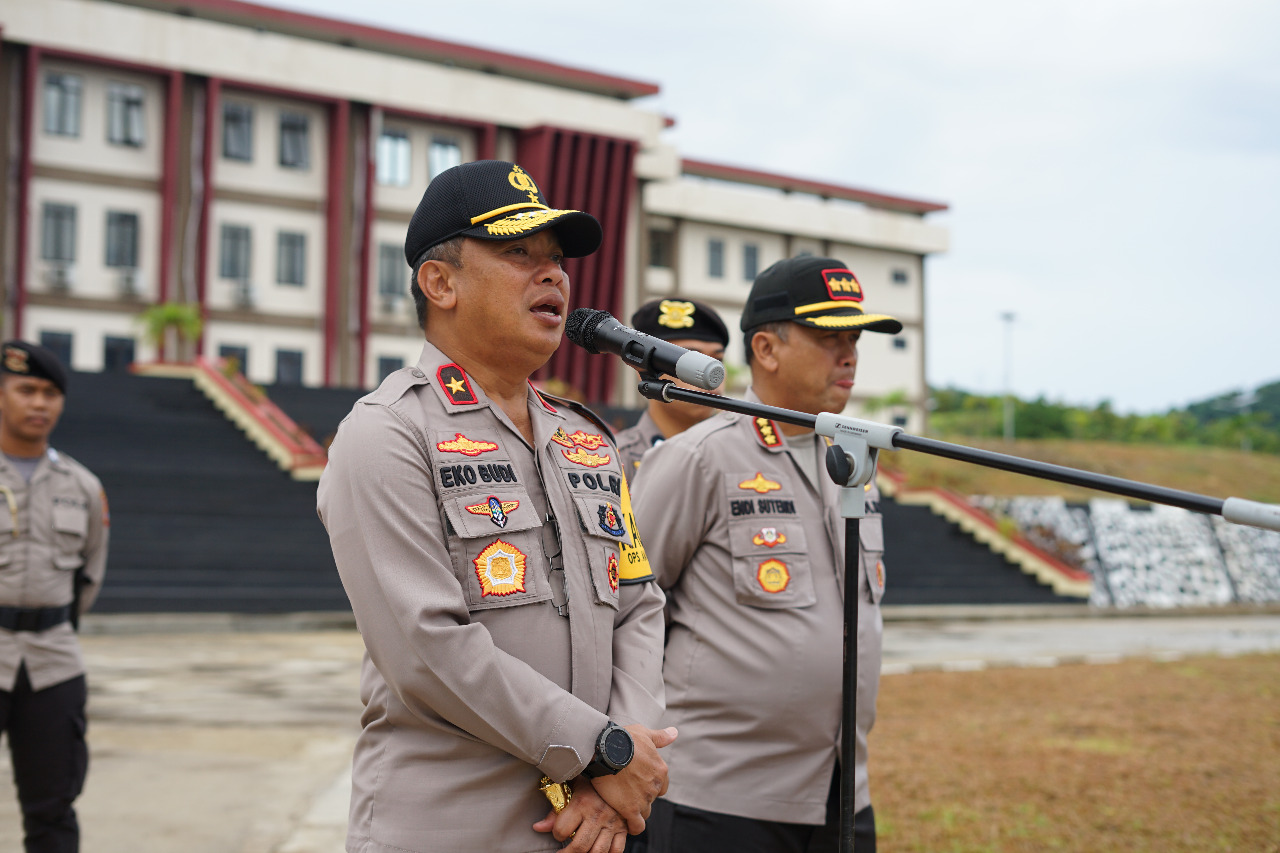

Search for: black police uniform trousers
xmin=631 ymin=767 xmax=875 ymax=853
xmin=0 ymin=663 xmax=88 ymax=853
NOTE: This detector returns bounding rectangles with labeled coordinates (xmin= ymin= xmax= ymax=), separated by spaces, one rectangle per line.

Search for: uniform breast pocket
xmin=52 ymin=503 xmax=89 ymax=565
xmin=441 ymin=492 xmax=553 ymax=612
xmin=727 ymin=519 xmax=816 ymax=610
xmin=570 ymin=495 xmax=630 ymax=610
xmin=859 ymin=514 xmax=886 ymax=605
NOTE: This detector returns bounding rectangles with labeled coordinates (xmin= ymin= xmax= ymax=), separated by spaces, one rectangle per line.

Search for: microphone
xmin=565 ymin=309 xmax=726 ymax=391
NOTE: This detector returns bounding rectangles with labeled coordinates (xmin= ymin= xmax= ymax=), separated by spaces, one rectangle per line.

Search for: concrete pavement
xmin=1 ymin=607 xmax=1278 ymax=852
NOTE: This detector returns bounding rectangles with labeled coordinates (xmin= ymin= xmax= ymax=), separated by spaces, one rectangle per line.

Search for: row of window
xmin=44 ymin=72 xmax=146 ymax=147
xmin=374 ymin=130 xmax=462 ymax=187
xmin=218 ymin=225 xmax=308 ymax=287
xmin=41 ymin=203 xmax=139 ymax=268
xmin=222 ymin=102 xmax=312 ymax=169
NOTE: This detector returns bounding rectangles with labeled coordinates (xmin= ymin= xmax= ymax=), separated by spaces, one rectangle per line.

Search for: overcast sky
xmin=278 ymin=0 xmax=1280 ymax=414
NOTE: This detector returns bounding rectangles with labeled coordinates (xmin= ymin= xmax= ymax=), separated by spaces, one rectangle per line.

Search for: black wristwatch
xmin=582 ymin=722 xmax=634 ymax=778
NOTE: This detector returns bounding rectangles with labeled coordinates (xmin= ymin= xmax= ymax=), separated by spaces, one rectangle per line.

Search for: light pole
xmin=1001 ymin=312 xmax=1016 ymax=443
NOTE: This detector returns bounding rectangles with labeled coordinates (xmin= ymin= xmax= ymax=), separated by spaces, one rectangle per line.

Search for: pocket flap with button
xmin=53 ymin=505 xmax=89 ymax=537
xmin=571 ymin=496 xmax=632 ymax=546
xmin=441 ymin=492 xmax=541 ymax=539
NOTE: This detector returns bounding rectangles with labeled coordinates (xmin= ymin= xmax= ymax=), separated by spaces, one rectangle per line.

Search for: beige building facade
xmin=0 ymin=0 xmax=946 ymax=428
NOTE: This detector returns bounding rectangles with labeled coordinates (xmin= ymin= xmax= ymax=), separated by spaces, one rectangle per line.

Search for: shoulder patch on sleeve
xmin=616 ymin=473 xmax=654 ymax=584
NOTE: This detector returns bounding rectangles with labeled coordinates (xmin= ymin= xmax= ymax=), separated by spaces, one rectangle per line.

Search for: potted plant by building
xmin=138 ymin=302 xmax=203 ymax=363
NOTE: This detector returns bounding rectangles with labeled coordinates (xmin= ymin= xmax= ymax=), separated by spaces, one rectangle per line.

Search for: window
xmin=428 ymin=137 xmax=462 ymax=179
xmin=378 ymin=244 xmax=405 ymax=298
xmin=218 ymin=344 xmax=249 ymax=374
xmin=219 ymin=225 xmax=252 ymax=280
xmin=376 ymin=129 xmax=411 ymax=186
xmin=39 ymin=332 xmax=73 ymax=368
xmin=892 ymin=337 xmax=908 ymax=350
xmin=41 ymin=203 xmax=77 ymax=262
xmin=105 ymin=212 xmax=139 ymax=268
xmin=43 ymin=72 xmax=82 ymax=137
xmin=892 ymin=415 xmax=909 ymax=428
xmin=892 ymin=268 xmax=910 ymax=285
xmin=377 ymin=356 xmax=404 ymax=382
xmin=743 ymin=243 xmax=760 ymax=280
xmin=707 ymin=239 xmax=724 ymax=279
xmin=223 ymin=102 xmax=254 ymax=161
xmin=279 ymin=112 xmax=310 ymax=169
xmin=275 ymin=349 xmax=304 ymax=385
xmin=106 ymin=82 xmax=146 ymax=147
xmin=648 ymin=230 xmax=673 ymax=269
xmin=276 ymin=232 xmax=306 ymax=286
xmin=103 ymin=336 xmax=136 ymax=372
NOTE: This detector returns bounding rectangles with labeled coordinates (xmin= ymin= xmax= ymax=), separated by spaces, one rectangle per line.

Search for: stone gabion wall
xmin=976 ymin=496 xmax=1280 ymax=608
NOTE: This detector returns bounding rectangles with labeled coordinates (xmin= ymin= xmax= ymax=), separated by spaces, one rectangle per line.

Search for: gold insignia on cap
xmin=474 ymin=539 xmax=528 ymax=597
xmin=4 ymin=347 xmax=30 ymax=374
xmin=483 ymin=208 xmax=576 ymax=237
xmin=508 ymin=164 xmax=541 ymax=204
xmin=738 ymin=472 xmax=782 ymax=494
xmin=657 ymin=300 xmax=696 ymax=330
xmin=757 ymin=558 xmax=791 ymax=594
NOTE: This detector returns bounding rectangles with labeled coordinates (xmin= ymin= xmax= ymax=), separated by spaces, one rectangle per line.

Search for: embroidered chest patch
xmin=466 ymin=496 xmax=519 ymax=528
xmin=597 ymin=503 xmax=626 ymax=537
xmin=757 ymin=558 xmax=791 ymax=594
xmin=738 ymin=472 xmax=782 ymax=494
xmin=437 ymin=433 xmax=499 ymax=457
xmin=562 ymin=447 xmax=611 ymax=468
xmin=607 ymin=552 xmax=620 ymax=592
xmin=752 ymin=527 xmax=787 ymax=548
xmin=474 ymin=540 xmax=528 ymax=597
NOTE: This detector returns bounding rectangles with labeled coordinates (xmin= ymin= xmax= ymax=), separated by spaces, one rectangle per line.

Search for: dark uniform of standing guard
xmin=630 ymin=258 xmax=901 ymax=852
xmin=613 ymin=299 xmax=729 ymax=475
xmin=0 ymin=341 xmax=109 ymax=853
xmin=317 ymin=160 xmax=675 ymax=853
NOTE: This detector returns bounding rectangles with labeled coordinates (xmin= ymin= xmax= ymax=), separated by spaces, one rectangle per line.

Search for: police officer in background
xmin=631 ymin=258 xmax=900 ymax=852
xmin=318 ymin=160 xmax=675 ymax=853
xmin=613 ymin=299 xmax=729 ymax=476
xmin=0 ymin=341 xmax=109 ymax=853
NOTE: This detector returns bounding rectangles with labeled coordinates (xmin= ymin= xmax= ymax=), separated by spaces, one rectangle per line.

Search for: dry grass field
xmin=873 ymin=654 xmax=1280 ymax=852
xmin=881 ymin=439 xmax=1280 ymax=505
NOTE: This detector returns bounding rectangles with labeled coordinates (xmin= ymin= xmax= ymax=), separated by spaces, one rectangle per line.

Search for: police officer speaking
xmin=0 ymin=341 xmax=109 ymax=853
xmin=317 ymin=160 xmax=676 ymax=853
xmin=631 ymin=257 xmax=901 ymax=852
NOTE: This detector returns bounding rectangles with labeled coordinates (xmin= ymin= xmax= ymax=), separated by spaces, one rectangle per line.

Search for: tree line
xmin=923 ymin=380 xmax=1280 ymax=453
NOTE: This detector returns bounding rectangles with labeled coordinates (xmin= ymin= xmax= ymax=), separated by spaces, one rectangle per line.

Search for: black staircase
xmin=880 ymin=495 xmax=1076 ymax=605
xmin=52 ymin=371 xmax=353 ymax=613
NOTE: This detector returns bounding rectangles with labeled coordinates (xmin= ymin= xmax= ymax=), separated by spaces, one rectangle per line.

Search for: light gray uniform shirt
xmin=632 ymin=396 xmax=887 ymax=824
xmin=0 ymin=448 xmax=109 ymax=692
xmin=318 ymin=342 xmax=666 ymax=853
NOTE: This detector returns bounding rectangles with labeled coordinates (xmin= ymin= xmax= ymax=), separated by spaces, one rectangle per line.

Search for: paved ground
xmin=1 ymin=608 xmax=1278 ymax=852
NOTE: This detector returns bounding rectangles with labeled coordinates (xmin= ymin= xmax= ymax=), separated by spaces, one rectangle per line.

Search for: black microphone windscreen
xmin=565 ymin=308 xmax=610 ymax=354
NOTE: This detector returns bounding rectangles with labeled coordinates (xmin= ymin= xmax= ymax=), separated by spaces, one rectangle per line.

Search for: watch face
xmin=603 ymin=727 xmax=634 ymax=767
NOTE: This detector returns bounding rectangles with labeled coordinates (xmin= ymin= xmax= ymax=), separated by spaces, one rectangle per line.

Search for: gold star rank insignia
xmin=757 ymin=558 xmax=791 ymax=594
xmin=753 ymin=418 xmax=782 ymax=448
xmin=474 ymin=540 xmax=528 ymax=597
xmin=738 ymin=472 xmax=782 ymax=494
xmin=436 ymin=363 xmax=477 ymax=405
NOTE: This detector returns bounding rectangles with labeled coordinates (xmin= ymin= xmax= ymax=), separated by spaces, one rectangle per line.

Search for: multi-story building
xmin=0 ymin=0 xmax=946 ymax=428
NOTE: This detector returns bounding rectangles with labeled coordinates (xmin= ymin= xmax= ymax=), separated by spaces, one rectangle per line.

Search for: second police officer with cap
xmin=318 ymin=160 xmax=676 ymax=853
xmin=630 ymin=257 xmax=900 ymax=852
xmin=0 ymin=341 xmax=109 ymax=853
xmin=613 ymin=299 xmax=730 ymax=475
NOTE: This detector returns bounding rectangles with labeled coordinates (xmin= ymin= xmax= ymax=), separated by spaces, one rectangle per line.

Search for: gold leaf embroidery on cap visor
xmin=806 ymin=313 xmax=899 ymax=328
xmin=483 ymin=208 xmax=579 ymax=237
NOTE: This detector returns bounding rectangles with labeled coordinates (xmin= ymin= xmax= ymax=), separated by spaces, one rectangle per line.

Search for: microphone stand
xmin=635 ymin=377 xmax=1280 ymax=852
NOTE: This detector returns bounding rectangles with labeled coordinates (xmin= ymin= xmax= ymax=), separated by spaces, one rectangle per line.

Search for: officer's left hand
xmin=590 ymin=724 xmax=678 ymax=835
xmin=532 ymin=778 xmax=627 ymax=853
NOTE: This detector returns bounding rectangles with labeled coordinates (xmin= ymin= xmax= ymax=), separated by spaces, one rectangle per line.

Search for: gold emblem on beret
xmin=658 ymin=300 xmax=696 ymax=330
xmin=508 ymin=165 xmax=541 ymax=204
xmin=3 ymin=347 xmax=30 ymax=374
